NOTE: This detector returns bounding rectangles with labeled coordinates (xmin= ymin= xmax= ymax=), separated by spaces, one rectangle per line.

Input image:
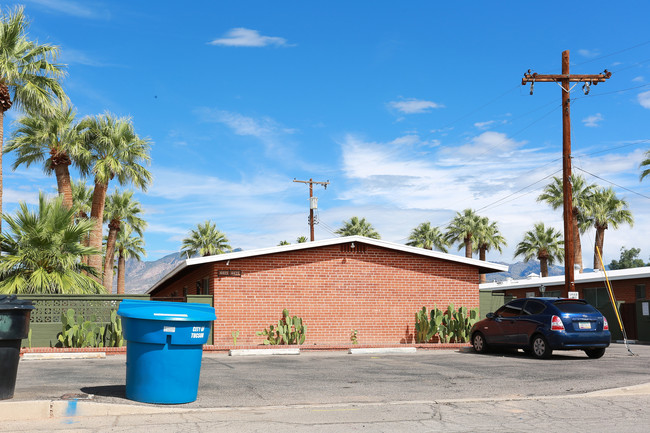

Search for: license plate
xmin=578 ymin=322 xmax=591 ymax=330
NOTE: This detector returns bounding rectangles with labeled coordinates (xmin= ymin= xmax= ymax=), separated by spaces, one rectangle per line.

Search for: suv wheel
xmin=531 ymin=335 xmax=552 ymax=359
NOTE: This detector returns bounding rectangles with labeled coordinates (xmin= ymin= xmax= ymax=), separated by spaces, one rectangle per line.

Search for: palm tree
xmin=180 ymin=220 xmax=231 ymax=258
xmin=0 ymin=193 xmax=103 ymax=294
xmin=584 ymin=187 xmax=633 ymax=270
xmin=335 ymin=217 xmax=380 ymax=239
xmin=640 ymin=151 xmax=650 ymax=181
xmin=474 ymin=217 xmax=507 ymax=283
xmin=78 ymin=113 xmax=152 ymax=280
xmin=0 ymin=6 xmax=67 ymax=234
xmin=102 ymin=190 xmax=146 ymax=291
xmin=296 ymin=236 xmax=308 ymax=243
xmin=6 ymin=105 xmax=86 ymax=209
xmin=444 ymin=209 xmax=481 ymax=258
xmin=278 ymin=240 xmax=290 ymax=246
xmin=537 ymin=175 xmax=596 ymax=273
xmin=114 ymin=225 xmax=146 ymax=295
xmin=407 ymin=222 xmax=448 ymax=252
xmin=514 ymin=222 xmax=565 ymax=277
xmin=71 ymin=179 xmax=93 ymax=222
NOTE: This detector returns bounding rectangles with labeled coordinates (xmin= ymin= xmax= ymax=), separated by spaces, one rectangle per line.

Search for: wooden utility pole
xmin=522 ymin=50 xmax=611 ymax=294
xmin=293 ymin=178 xmax=329 ymax=241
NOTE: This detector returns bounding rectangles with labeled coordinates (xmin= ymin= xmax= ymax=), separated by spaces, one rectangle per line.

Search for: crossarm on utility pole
xmin=293 ymin=178 xmax=330 ymax=242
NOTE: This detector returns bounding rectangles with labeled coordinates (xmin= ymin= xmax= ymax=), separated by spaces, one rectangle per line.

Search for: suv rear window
xmin=553 ymin=300 xmax=599 ymax=313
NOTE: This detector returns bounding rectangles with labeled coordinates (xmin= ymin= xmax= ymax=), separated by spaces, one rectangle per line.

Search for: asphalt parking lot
xmin=11 ymin=343 xmax=650 ymax=406
xmin=4 ymin=344 xmax=650 ymax=432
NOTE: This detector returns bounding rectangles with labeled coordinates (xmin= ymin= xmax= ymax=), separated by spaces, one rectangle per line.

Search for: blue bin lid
xmin=117 ymin=299 xmax=216 ymax=322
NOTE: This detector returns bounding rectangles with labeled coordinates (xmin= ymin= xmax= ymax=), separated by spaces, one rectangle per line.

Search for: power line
xmin=574 ymin=40 xmax=650 ymax=67
xmin=476 ymin=168 xmax=563 ymax=213
xmin=572 ymin=82 xmax=650 ymax=102
xmin=574 ymin=139 xmax=650 ymax=159
xmin=573 ymin=166 xmax=650 ymax=200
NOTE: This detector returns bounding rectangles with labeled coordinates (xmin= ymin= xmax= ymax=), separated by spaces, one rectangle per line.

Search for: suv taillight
xmin=604 ymin=317 xmax=609 ymax=331
xmin=551 ymin=315 xmax=565 ymax=331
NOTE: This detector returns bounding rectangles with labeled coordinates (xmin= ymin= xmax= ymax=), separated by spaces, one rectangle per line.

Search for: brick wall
xmin=152 ymin=243 xmax=480 ymax=345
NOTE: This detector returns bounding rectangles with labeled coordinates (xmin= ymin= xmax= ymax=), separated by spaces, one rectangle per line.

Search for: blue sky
xmin=4 ymin=1 xmax=650 ymax=266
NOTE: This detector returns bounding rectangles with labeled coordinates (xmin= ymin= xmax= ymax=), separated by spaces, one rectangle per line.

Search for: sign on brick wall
xmin=218 ymin=270 xmax=242 ymax=277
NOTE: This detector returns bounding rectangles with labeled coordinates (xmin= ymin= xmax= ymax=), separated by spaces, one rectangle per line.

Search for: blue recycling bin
xmin=117 ymin=299 xmax=216 ymax=404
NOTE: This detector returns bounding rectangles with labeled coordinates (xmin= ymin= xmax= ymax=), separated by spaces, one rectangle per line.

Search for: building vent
xmin=340 ymin=243 xmax=366 ymax=253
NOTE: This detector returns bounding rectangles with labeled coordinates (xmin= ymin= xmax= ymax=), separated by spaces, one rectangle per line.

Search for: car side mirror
xmin=486 ymin=312 xmax=495 ymax=319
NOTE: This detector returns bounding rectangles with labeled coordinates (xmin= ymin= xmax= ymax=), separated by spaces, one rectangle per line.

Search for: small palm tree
xmin=102 ymin=190 xmax=146 ymax=290
xmin=514 ymin=222 xmax=565 ymax=277
xmin=6 ymin=105 xmax=86 ymax=209
xmin=278 ymin=240 xmax=290 ymax=246
xmin=78 ymin=113 xmax=152 ymax=278
xmin=335 ymin=217 xmax=380 ymax=239
xmin=584 ymin=187 xmax=633 ymax=270
xmin=0 ymin=193 xmax=103 ymax=294
xmin=296 ymin=236 xmax=308 ymax=243
xmin=0 ymin=6 xmax=67 ymax=233
xmin=444 ymin=209 xmax=481 ymax=258
xmin=180 ymin=220 xmax=231 ymax=258
xmin=538 ymin=175 xmax=596 ymax=273
xmin=407 ymin=222 xmax=448 ymax=252
xmin=474 ymin=217 xmax=507 ymax=283
xmin=114 ymin=225 xmax=146 ymax=295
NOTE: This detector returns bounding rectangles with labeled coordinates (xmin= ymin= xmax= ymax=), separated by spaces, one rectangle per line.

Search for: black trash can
xmin=0 ymin=295 xmax=35 ymax=400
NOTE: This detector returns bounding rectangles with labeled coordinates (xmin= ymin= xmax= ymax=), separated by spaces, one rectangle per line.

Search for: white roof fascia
xmin=147 ymin=236 xmax=508 ymax=294
xmin=479 ymin=266 xmax=650 ymax=292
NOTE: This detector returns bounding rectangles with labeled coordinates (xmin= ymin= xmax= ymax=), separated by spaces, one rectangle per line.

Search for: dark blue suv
xmin=470 ymin=298 xmax=611 ymax=359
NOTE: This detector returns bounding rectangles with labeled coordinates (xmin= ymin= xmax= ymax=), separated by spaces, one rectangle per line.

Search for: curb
xmin=348 ymin=347 xmax=417 ymax=355
xmin=22 ymin=352 xmax=106 ymax=360
xmin=229 ymin=348 xmax=300 ymax=356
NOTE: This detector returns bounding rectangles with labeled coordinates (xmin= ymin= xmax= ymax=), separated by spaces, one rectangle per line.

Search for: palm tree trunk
xmin=53 ymin=163 xmax=74 ymax=209
xmin=464 ymin=237 xmax=473 ymax=258
xmin=479 ymin=247 xmax=487 ymax=283
xmin=88 ymin=180 xmax=108 ymax=285
xmin=540 ymin=258 xmax=549 ymax=277
xmin=102 ymin=221 xmax=119 ymax=291
xmin=117 ymin=251 xmax=126 ymax=295
xmin=594 ymin=226 xmax=606 ymax=270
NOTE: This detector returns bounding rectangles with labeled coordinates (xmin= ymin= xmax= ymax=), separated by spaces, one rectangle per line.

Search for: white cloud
xmin=25 ymin=0 xmax=109 ymax=19
xmin=578 ymin=49 xmax=600 ymax=58
xmin=632 ymin=76 xmax=644 ymax=83
xmin=442 ymin=131 xmax=526 ymax=160
xmin=388 ymin=98 xmax=444 ymax=114
xmin=582 ymin=113 xmax=603 ymax=127
xmin=196 ymin=108 xmax=298 ymax=156
xmin=638 ymin=91 xmax=650 ymax=109
xmin=209 ymin=28 xmax=291 ymax=47
xmin=474 ymin=120 xmax=496 ymax=130
xmin=59 ymin=48 xmax=121 ymax=67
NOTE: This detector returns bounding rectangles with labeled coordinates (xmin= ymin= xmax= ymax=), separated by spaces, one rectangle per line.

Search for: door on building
xmin=620 ymin=303 xmax=638 ymax=340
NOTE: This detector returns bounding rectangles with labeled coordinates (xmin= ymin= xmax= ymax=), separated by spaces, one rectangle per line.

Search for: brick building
xmin=479 ymin=267 xmax=650 ymax=341
xmin=147 ymin=236 xmax=507 ymax=346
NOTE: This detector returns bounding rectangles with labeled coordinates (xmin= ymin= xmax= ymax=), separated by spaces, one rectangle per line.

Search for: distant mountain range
xmin=483 ymin=261 xmax=565 ymax=283
xmin=120 ymin=252 xmax=185 ymax=294
xmin=120 ymin=253 xmax=571 ymax=294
